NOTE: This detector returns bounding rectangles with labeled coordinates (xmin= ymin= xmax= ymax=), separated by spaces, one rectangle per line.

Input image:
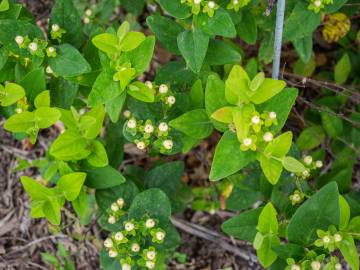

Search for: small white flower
xmin=208 ymin=1 xmax=215 ymax=8
xmin=136 ymin=141 xmax=146 ymax=150
xmin=311 ymin=261 xmax=321 ymax=270
xmin=108 ymin=249 xmax=118 ymax=258
xmin=145 ymin=81 xmax=153 ymax=89
xmin=302 ymin=170 xmax=310 ymax=177
xmin=122 ymin=264 xmax=131 ymax=270
xmin=127 ymin=119 xmax=137 ymax=129
xmin=117 ymin=198 xmax=124 ymax=207
xmin=125 ymin=222 xmax=135 ymax=232
xmin=334 ymin=233 xmax=342 ymax=242
xmin=84 ymin=17 xmax=90 ymax=24
xmin=145 ymin=218 xmax=155 ymax=228
xmin=314 ymin=0 xmax=322 ymax=7
xmin=111 ymin=203 xmax=119 ymax=212
xmin=104 ymin=238 xmax=113 ymax=248
xmin=131 ymin=243 xmax=140 ymax=252
xmin=144 ymin=124 xmax=154 ymax=134
xmin=269 ymin=111 xmax=277 ymax=119
xmin=322 ymin=236 xmax=330 ymax=244
xmin=163 ymin=140 xmax=173 ymax=150
xmin=108 ymin=216 xmax=116 ymax=224
xmin=15 ymin=35 xmax=24 ymax=45
xmin=335 ymin=263 xmax=342 ymax=270
xmin=28 ymin=42 xmax=38 ymax=52
xmin=146 ymin=250 xmax=156 ymax=260
xmin=243 ymin=138 xmax=252 ymax=146
xmin=46 ymin=66 xmax=53 ymax=74
xmin=291 ymin=265 xmax=300 ymax=270
xmin=263 ymin=132 xmax=273 ymax=142
xmin=159 ymin=84 xmax=168 ymax=94
xmin=114 ymin=232 xmax=124 ymax=241
xmin=123 ymin=110 xmax=131 ymax=118
xmin=315 ymin=160 xmax=323 ymax=168
xmin=303 ymin=155 xmax=313 ymax=165
xmin=52 ymin=24 xmax=60 ymax=32
xmin=292 ymin=194 xmax=301 ymax=203
xmin=48 ymin=46 xmax=55 ymax=53
xmin=85 ymin=9 xmax=92 ymax=16
xmin=167 ymin=96 xmax=176 ymax=105
xmin=146 ymin=261 xmax=155 ymax=269
xmin=251 ymin=115 xmax=260 ymax=124
xmin=155 ymin=231 xmax=165 ymax=241
xmin=158 ymin=122 xmax=169 ymax=132
xmin=233 ymin=0 xmax=239 ymax=4
xmin=15 ymin=108 xmax=23 ymax=114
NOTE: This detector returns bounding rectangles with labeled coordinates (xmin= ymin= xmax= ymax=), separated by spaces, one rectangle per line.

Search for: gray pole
xmin=272 ymin=0 xmax=285 ymax=79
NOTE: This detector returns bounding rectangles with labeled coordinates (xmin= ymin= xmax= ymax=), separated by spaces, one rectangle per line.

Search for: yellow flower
xmin=322 ymin=13 xmax=351 ymax=43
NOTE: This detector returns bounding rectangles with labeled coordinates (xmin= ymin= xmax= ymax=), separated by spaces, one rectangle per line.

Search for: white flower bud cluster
xmin=208 ymin=1 xmax=215 ymax=9
xmin=107 ymin=197 xmax=125 ymax=224
xmin=83 ymin=9 xmax=92 ymax=24
xmin=162 ymin=139 xmax=173 ymax=150
xmin=311 ymin=261 xmax=321 ymax=270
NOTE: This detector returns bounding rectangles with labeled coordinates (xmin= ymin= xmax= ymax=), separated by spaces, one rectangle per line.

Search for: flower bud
xmin=108 ymin=216 xmax=116 ymax=224
xmin=52 ymin=24 xmax=60 ymax=32
xmin=158 ymin=122 xmax=168 ymax=132
xmin=146 ymin=250 xmax=156 ymax=260
xmin=136 ymin=141 xmax=146 ymax=150
xmin=48 ymin=46 xmax=55 ymax=53
xmin=156 ymin=231 xmax=165 ymax=241
xmin=84 ymin=17 xmax=90 ymax=24
xmin=167 ymin=96 xmax=176 ymax=105
xmin=302 ymin=170 xmax=310 ymax=177
xmin=123 ymin=110 xmax=131 ymax=118
xmin=315 ymin=160 xmax=323 ymax=168
xmin=334 ymin=233 xmax=342 ymax=242
xmin=145 ymin=218 xmax=155 ymax=229
xmin=144 ymin=124 xmax=154 ymax=134
xmin=122 ymin=264 xmax=131 ymax=270
xmin=314 ymin=0 xmax=322 ymax=7
xmin=111 ymin=203 xmax=119 ymax=212
xmin=131 ymin=243 xmax=140 ymax=252
xmin=311 ymin=261 xmax=321 ymax=270
xmin=127 ymin=119 xmax=136 ymax=129
xmin=303 ymin=155 xmax=313 ymax=165
xmin=15 ymin=35 xmax=24 ymax=45
xmin=46 ymin=66 xmax=53 ymax=74
xmin=208 ymin=1 xmax=215 ymax=8
xmin=335 ymin=263 xmax=342 ymax=270
xmin=269 ymin=111 xmax=277 ymax=119
xmin=322 ymin=235 xmax=330 ymax=243
xmin=291 ymin=265 xmax=300 ymax=270
xmin=104 ymin=238 xmax=113 ymax=248
xmin=159 ymin=84 xmax=168 ymax=94
xmin=125 ymin=222 xmax=135 ymax=232
xmin=15 ymin=108 xmax=23 ymax=114
xmin=117 ymin=198 xmax=124 ymax=207
xmin=251 ymin=115 xmax=260 ymax=124
xmin=243 ymin=138 xmax=252 ymax=146
xmin=108 ymin=249 xmax=118 ymax=258
xmin=114 ymin=232 xmax=124 ymax=241
xmin=163 ymin=140 xmax=173 ymax=150
xmin=194 ymin=0 xmax=201 ymax=4
xmin=146 ymin=261 xmax=155 ymax=269
xmin=28 ymin=42 xmax=38 ymax=52
xmin=145 ymin=81 xmax=153 ymax=89
xmin=263 ymin=132 xmax=273 ymax=142
xmin=85 ymin=9 xmax=92 ymax=16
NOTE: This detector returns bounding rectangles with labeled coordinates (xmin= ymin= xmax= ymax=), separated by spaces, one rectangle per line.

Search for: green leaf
xmin=0 ymin=83 xmax=25 ymax=106
xmin=105 ymin=91 xmax=127 ymax=123
xmin=19 ymin=68 xmax=46 ymax=105
xmin=287 ymin=182 xmax=340 ymax=245
xmin=257 ymin=202 xmax=278 ymax=234
xmin=205 ymin=39 xmax=242 ymax=66
xmin=296 ymin=126 xmax=325 ymax=151
xmin=82 ymin=164 xmax=126 ymax=189
xmin=48 ymin=44 xmax=91 ymax=77
xmin=264 ymin=131 xmax=293 ymax=158
xmin=250 ymin=78 xmax=286 ymax=104
xmin=49 ymin=0 xmax=83 ymax=48
xmin=283 ymin=2 xmax=320 ymax=42
xmin=233 ymin=104 xmax=255 ymax=141
xmin=120 ymin=0 xmax=145 ymax=15
xmin=258 ymin=31 xmax=274 ymax=64
xmin=120 ymin=32 xmax=145 ymax=52
xmin=209 ymin=131 xmax=256 ymax=181
xmin=155 ymin=0 xmax=191 ymax=19
xmin=42 ymin=198 xmax=62 ymax=225
xmin=194 ymin=8 xmax=236 ymax=38
xmin=4 ymin=111 xmax=35 ymax=132
xmin=86 ymin=140 xmax=109 ymax=168
xmin=236 ymin=11 xmax=257 ymax=45
xmin=82 ymin=105 xmax=105 ymax=139
xmin=334 ymin=53 xmax=351 ymax=84
xmin=225 ymin=65 xmax=251 ymax=105
xmin=57 ymin=172 xmax=87 ymax=201
xmin=92 ymin=33 xmax=118 ymax=56
xmin=222 ymin=208 xmax=262 ymax=242
xmin=88 ymin=70 xmax=122 ymax=107
xmin=35 ymin=107 xmax=61 ymax=128
xmin=0 ymin=0 xmax=9 ymax=12
xmin=256 ymin=235 xmax=280 ymax=268
xmin=34 ymin=90 xmax=50 ymax=108
xmin=127 ymin=81 xmax=154 ymax=103
xmin=129 ymin=188 xmax=171 ymax=224
xmin=177 ymin=29 xmax=209 ymax=73
xmin=347 ymin=217 xmax=360 ymax=240
xmin=147 ymin=15 xmax=183 ymax=54
xmin=259 ymin=154 xmax=283 ymax=185
xmin=321 ymin=112 xmax=343 ymax=138
xmin=126 ymin=36 xmax=155 ymax=75
xmin=282 ymin=157 xmax=306 ymax=173
xmin=292 ymin=35 xmax=313 ymax=63
xmin=169 ymin=109 xmax=213 ymax=139
xmin=339 ymin=195 xmax=350 ymax=230
xmin=190 ymin=79 xmax=204 ymax=109
xmin=21 ymin=176 xmax=53 ymax=200
xmin=50 ymin=130 xmax=91 ymax=161
xmin=211 ymin=106 xmax=233 ymax=123
xmin=338 ymin=234 xmax=359 ymax=270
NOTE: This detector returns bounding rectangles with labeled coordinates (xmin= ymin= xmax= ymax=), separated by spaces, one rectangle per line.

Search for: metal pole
xmin=272 ymin=0 xmax=285 ymax=79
